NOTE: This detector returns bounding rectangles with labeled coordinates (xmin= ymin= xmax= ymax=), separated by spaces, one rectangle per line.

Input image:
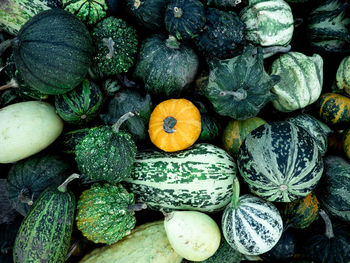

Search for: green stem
xmin=0 ymin=78 xmax=19 ymax=91
xmin=127 ymin=203 xmax=147 ymax=212
xmin=163 ymin=116 xmax=177 ymax=133
xmin=231 ymin=177 xmax=240 ymax=209
xmin=112 ymin=112 xmax=135 ymax=133
xmin=262 ymin=45 xmax=291 ymax=59
xmin=174 ymin=7 xmax=183 ymax=18
xmin=319 ymin=209 xmax=334 ymax=239
xmin=0 ymin=39 xmax=14 ymax=57
xmin=58 ymin=174 xmax=80 ymax=193
xmin=166 ymin=35 xmax=180 ymax=49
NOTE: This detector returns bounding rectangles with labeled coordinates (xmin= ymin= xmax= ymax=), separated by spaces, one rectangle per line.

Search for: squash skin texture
xmin=318 ymin=93 xmax=350 ymax=124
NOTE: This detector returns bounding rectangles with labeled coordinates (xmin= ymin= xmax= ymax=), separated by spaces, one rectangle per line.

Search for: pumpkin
xmin=270 ymin=52 xmax=323 ymax=112
xmin=54 ymin=79 xmax=103 ymax=125
xmin=75 ymin=112 xmax=137 ymax=184
xmin=6 ymin=153 xmax=71 ymax=216
xmin=222 ymin=117 xmax=267 ymax=157
xmin=318 ymin=93 xmax=350 ymax=125
xmin=13 ymin=9 xmax=93 ymax=95
xmin=204 ymin=45 xmax=278 ymax=120
xmin=336 ymin=56 xmax=350 ymax=95
xmin=148 ymin=98 xmax=201 ymax=152
xmin=195 ymin=8 xmax=246 ymax=59
xmin=62 ymin=0 xmax=108 ymax=25
xmin=133 ymin=34 xmax=199 ymax=97
xmin=76 ymin=183 xmax=143 ymax=245
xmin=283 ymin=192 xmax=320 ymax=229
xmin=238 ymin=121 xmax=324 ymax=202
xmin=164 ymin=0 xmax=206 ymax=40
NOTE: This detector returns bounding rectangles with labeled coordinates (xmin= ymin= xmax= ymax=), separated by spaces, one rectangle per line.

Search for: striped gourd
xmin=13 ymin=174 xmax=78 ymax=263
xmin=124 ymin=143 xmax=238 ymax=212
xmin=316 ymin=156 xmax=350 ymax=223
xmin=318 ymin=93 xmax=350 ymax=124
xmin=240 ymin=0 xmax=294 ymax=47
xmin=237 ymin=121 xmax=323 ymax=202
xmin=270 ymin=52 xmax=323 ymax=112
xmin=336 ymin=56 xmax=350 ymax=95
xmin=222 ymin=188 xmax=283 ymax=256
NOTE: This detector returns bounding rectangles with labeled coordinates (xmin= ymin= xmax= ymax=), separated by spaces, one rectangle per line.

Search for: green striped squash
xmin=222 ymin=192 xmax=283 ymax=255
xmin=318 ymin=93 xmax=350 ymax=124
xmin=222 ymin=117 xmax=267 ymax=157
xmin=336 ymin=56 xmax=350 ymax=95
xmin=124 ymin=143 xmax=238 ymax=212
xmin=54 ymin=79 xmax=103 ymax=125
xmin=237 ymin=121 xmax=324 ymax=202
xmin=240 ymin=0 xmax=294 ymax=47
xmin=13 ymin=9 xmax=93 ymax=95
xmin=13 ymin=174 xmax=78 ymax=263
xmin=270 ymin=52 xmax=323 ymax=112
xmin=316 ymin=156 xmax=350 ymax=223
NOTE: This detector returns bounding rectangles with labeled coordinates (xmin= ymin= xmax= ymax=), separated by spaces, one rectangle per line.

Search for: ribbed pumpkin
xmin=283 ymin=192 xmax=320 ymax=229
xmin=318 ymin=93 xmax=350 ymax=124
xmin=336 ymin=56 xmax=350 ymax=95
xmin=13 ymin=9 xmax=93 ymax=95
xmin=148 ymin=99 xmax=201 ymax=152
xmin=238 ymin=121 xmax=324 ymax=202
xmin=222 ymin=117 xmax=267 ymax=157
xmin=76 ymin=183 xmax=141 ymax=245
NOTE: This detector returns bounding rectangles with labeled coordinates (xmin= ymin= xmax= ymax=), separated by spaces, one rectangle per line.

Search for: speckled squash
xmin=318 ymin=93 xmax=350 ymax=124
xmin=283 ymin=192 xmax=320 ymax=229
xmin=76 ymin=183 xmax=137 ymax=245
xmin=336 ymin=56 xmax=350 ymax=95
xmin=238 ymin=121 xmax=324 ymax=202
xmin=222 ymin=117 xmax=267 ymax=157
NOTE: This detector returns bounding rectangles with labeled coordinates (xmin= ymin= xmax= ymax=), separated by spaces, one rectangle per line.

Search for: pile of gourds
xmin=0 ymin=0 xmax=350 ymax=262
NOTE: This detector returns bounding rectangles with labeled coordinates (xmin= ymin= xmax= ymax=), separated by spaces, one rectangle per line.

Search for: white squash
xmin=164 ymin=211 xmax=221 ymax=261
xmin=0 ymin=101 xmax=63 ymax=163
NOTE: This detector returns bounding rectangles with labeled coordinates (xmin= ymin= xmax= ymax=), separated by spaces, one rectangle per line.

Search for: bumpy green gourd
xmin=336 ymin=56 xmax=350 ymax=95
xmin=63 ymin=0 xmax=108 ymax=25
xmin=75 ymin=113 xmax=137 ymax=184
xmin=76 ymin=183 xmax=140 ymax=245
xmin=92 ymin=17 xmax=138 ymax=75
xmin=204 ymin=45 xmax=278 ymax=120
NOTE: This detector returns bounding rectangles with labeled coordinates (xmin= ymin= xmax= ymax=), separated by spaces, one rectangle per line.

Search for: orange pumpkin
xmin=148 ymin=99 xmax=201 ymax=152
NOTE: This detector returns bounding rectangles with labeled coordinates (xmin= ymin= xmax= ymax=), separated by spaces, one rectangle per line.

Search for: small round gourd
xmin=336 ymin=56 xmax=350 ymax=95
xmin=318 ymin=93 xmax=350 ymax=124
xmin=164 ymin=210 xmax=221 ymax=261
xmin=148 ymin=98 xmax=201 ymax=152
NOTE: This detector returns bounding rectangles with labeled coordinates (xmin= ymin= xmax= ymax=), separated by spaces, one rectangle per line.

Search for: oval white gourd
xmin=164 ymin=211 xmax=221 ymax=261
xmin=0 ymin=101 xmax=63 ymax=163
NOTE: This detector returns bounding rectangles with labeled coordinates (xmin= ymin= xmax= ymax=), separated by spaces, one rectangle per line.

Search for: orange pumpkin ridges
xmin=148 ymin=98 xmax=201 ymax=152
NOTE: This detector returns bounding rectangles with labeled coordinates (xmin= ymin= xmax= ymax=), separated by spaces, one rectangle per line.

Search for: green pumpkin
xmin=240 ymin=0 xmax=294 ymax=47
xmin=13 ymin=9 xmax=93 ymax=95
xmin=164 ymin=0 xmax=206 ymax=40
xmin=195 ymin=8 xmax=246 ymax=59
xmin=76 ymin=183 xmax=140 ymax=245
xmin=6 ymin=153 xmax=71 ymax=216
xmin=100 ymin=89 xmax=152 ymax=142
xmin=63 ymin=0 xmax=108 ymax=25
xmin=336 ymin=56 xmax=350 ymax=95
xmin=75 ymin=112 xmax=137 ymax=184
xmin=134 ymin=35 xmax=199 ymax=97
xmin=54 ymin=79 xmax=103 ymax=125
xmin=307 ymin=0 xmax=350 ymax=53
xmin=316 ymin=155 xmax=350 ymax=222
xmin=270 ymin=52 xmax=323 ymax=112
xmin=204 ymin=45 xmax=278 ymax=120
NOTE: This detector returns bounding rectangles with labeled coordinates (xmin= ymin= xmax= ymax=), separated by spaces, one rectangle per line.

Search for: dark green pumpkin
xmin=13 ymin=9 xmax=93 ymax=95
xmin=6 ymin=153 xmax=71 ymax=216
xmin=318 ymin=93 xmax=350 ymax=124
xmin=100 ymin=89 xmax=152 ymax=142
xmin=164 ymin=0 xmax=206 ymax=40
xmin=133 ymin=34 xmax=199 ymax=97
xmin=195 ymin=8 xmax=246 ymax=59
xmin=13 ymin=174 xmax=78 ymax=263
xmin=54 ymin=79 xmax=103 ymax=125
xmin=56 ymin=127 xmax=92 ymax=154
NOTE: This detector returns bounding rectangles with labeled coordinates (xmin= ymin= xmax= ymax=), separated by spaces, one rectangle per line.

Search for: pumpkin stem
xmin=319 ymin=209 xmax=335 ymax=239
xmin=174 ymin=7 xmax=183 ymax=18
xmin=112 ymin=112 xmax=135 ymax=133
xmin=18 ymin=188 xmax=34 ymax=206
xmin=102 ymin=37 xmax=115 ymax=59
xmin=261 ymin=45 xmax=291 ymax=59
xmin=58 ymin=174 xmax=80 ymax=193
xmin=231 ymin=177 xmax=240 ymax=209
xmin=161 ymin=209 xmax=174 ymax=221
xmin=163 ymin=116 xmax=177 ymax=133
xmin=220 ymin=89 xmax=247 ymax=101
xmin=0 ymin=78 xmax=19 ymax=91
xmin=0 ymin=39 xmax=14 ymax=57
xmin=127 ymin=203 xmax=147 ymax=212
xmin=134 ymin=0 xmax=141 ymax=8
xmin=166 ymin=35 xmax=180 ymax=49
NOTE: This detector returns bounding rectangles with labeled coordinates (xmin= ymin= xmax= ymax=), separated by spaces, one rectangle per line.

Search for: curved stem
xmin=58 ymin=174 xmax=80 ymax=193
xmin=127 ymin=203 xmax=147 ymax=212
xmin=112 ymin=112 xmax=135 ymax=133
xmin=319 ymin=209 xmax=334 ymax=239
xmin=0 ymin=39 xmax=14 ymax=57
xmin=262 ymin=45 xmax=291 ymax=59
xmin=231 ymin=177 xmax=240 ymax=209
xmin=0 ymin=79 xmax=19 ymax=91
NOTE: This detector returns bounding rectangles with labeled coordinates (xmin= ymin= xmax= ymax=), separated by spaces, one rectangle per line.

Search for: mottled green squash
xmin=63 ymin=0 xmax=108 ymax=25
xmin=55 ymin=79 xmax=103 ymax=125
xmin=336 ymin=56 xmax=350 ymax=95
xmin=318 ymin=93 xmax=350 ymax=124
